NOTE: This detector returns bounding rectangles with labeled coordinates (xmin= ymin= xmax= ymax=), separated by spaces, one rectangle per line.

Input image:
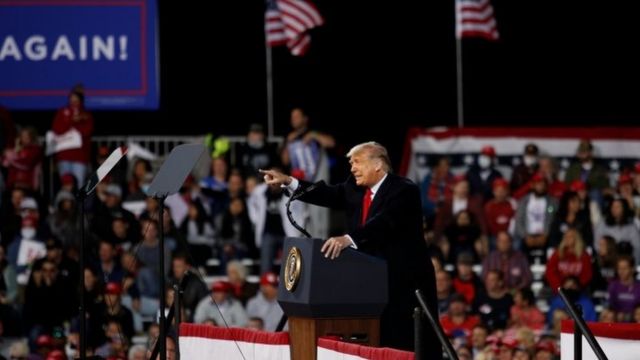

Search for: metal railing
xmin=559 ymin=288 xmax=608 ymax=360
xmin=42 ymin=135 xmax=283 ymax=202
xmin=415 ymin=289 xmax=458 ymax=360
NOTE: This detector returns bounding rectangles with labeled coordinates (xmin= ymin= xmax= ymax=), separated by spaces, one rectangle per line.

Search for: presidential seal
xmin=284 ymin=246 xmax=302 ymax=292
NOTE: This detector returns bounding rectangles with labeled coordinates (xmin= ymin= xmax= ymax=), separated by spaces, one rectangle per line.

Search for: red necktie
xmin=361 ymin=188 xmax=372 ymax=225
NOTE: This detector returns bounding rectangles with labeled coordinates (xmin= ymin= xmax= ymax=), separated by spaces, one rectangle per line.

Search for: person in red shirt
xmin=3 ymin=126 xmax=42 ymax=191
xmin=51 ymin=85 xmax=94 ymax=185
xmin=545 ymin=228 xmax=593 ymax=292
xmin=440 ymin=293 xmax=480 ymax=338
xmin=484 ymin=178 xmax=516 ymax=238
xmin=452 ymin=252 xmax=485 ymax=304
xmin=509 ymin=288 xmax=545 ymax=331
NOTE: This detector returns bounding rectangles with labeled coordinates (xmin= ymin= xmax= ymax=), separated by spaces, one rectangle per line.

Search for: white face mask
xmin=523 ymin=155 xmax=537 ymax=167
xmin=582 ymin=162 xmax=593 ymax=171
xmin=248 ymin=139 xmax=264 ymax=149
xmin=65 ymin=343 xmax=77 ymax=359
xmin=21 ymin=227 xmax=36 ymax=239
xmin=478 ymin=155 xmax=492 ymax=169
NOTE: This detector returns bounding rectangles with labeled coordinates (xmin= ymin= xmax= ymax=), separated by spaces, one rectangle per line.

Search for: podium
xmin=278 ymin=237 xmax=388 ymax=360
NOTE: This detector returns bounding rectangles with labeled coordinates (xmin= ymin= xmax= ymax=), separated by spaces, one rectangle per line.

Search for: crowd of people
xmin=2 ymin=89 xmax=640 ymax=359
xmin=425 ymin=141 xmax=640 ymax=360
xmin=0 ymin=92 xmax=337 ymax=359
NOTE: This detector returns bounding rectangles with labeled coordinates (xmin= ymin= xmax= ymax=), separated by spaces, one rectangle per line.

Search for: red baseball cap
xmin=492 ymin=178 xmax=509 ymax=189
xmin=61 ymin=173 xmax=76 ymax=186
xmin=105 ymin=282 xmax=122 ymax=296
xmin=500 ymin=337 xmax=519 ymax=349
xmin=535 ymin=340 xmax=558 ymax=355
xmin=36 ymin=334 xmax=54 ymax=347
xmin=453 ymin=173 xmax=467 ymax=184
xmin=211 ymin=281 xmax=231 ymax=293
xmin=569 ymin=180 xmax=586 ymax=192
xmin=486 ymin=334 xmax=501 ymax=345
xmin=618 ymin=173 xmax=633 ymax=185
xmin=480 ymin=145 xmax=496 ymax=157
xmin=46 ymin=350 xmax=66 ymax=360
xmin=530 ymin=172 xmax=545 ymax=183
xmin=260 ymin=272 xmax=279 ymax=287
xmin=291 ymin=168 xmax=306 ymax=180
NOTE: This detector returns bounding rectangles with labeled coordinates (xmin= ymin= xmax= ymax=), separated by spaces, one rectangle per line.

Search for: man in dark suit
xmin=261 ymin=141 xmax=441 ymax=357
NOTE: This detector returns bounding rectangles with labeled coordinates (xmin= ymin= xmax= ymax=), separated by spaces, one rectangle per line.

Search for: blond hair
xmin=346 ymin=141 xmax=392 ymax=172
xmin=559 ymin=228 xmax=585 ymax=258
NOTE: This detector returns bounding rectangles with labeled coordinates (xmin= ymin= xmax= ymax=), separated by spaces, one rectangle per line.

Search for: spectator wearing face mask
xmin=466 ymin=145 xmax=503 ymax=201
xmin=7 ymin=200 xmax=48 ymax=285
xmin=511 ymin=143 xmax=539 ymax=194
xmin=236 ymin=123 xmax=280 ymax=180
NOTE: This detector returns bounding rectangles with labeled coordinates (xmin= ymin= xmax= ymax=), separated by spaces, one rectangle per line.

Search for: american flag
xmin=265 ymin=0 xmax=324 ymax=56
xmin=455 ymin=0 xmax=499 ymax=41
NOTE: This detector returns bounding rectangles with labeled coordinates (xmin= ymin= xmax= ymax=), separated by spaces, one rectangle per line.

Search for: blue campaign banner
xmin=0 ymin=0 xmax=159 ymax=110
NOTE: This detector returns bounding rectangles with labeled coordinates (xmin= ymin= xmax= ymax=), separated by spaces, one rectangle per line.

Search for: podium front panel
xmin=278 ymin=237 xmax=388 ymax=318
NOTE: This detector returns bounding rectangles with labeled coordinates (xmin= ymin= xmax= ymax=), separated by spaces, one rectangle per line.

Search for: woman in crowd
xmin=595 ymin=198 xmax=640 ymax=263
xmin=608 ymin=255 xmax=640 ymax=322
xmin=545 ymin=228 xmax=593 ymax=292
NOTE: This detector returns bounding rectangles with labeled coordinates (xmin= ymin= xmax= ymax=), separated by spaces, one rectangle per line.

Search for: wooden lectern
xmin=278 ymin=237 xmax=388 ymax=360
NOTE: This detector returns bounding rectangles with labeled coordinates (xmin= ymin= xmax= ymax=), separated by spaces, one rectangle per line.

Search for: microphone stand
xmin=150 ymin=270 xmax=190 ymax=360
xmin=77 ymin=189 xmax=87 ymax=360
xmin=157 ymin=196 xmax=168 ymax=360
xmin=285 ymin=187 xmax=311 ymax=239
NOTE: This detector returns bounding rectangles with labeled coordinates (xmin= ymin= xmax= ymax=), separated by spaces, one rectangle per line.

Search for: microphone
xmin=290 ymin=181 xmax=322 ymax=201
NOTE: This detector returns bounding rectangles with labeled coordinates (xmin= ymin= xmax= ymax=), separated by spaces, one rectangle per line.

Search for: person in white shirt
xmin=515 ymin=172 xmax=558 ymax=262
xmin=193 ymin=280 xmax=248 ymax=327
xmin=246 ymin=272 xmax=284 ymax=332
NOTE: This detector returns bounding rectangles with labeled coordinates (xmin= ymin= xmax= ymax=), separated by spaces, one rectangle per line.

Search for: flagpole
xmin=454 ymin=0 xmax=464 ymax=128
xmin=455 ymin=37 xmax=464 ymax=128
xmin=266 ymin=40 xmax=275 ymax=139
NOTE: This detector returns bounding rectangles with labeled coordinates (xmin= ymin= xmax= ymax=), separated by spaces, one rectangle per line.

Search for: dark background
xmin=11 ymin=0 xmax=640 ymax=167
